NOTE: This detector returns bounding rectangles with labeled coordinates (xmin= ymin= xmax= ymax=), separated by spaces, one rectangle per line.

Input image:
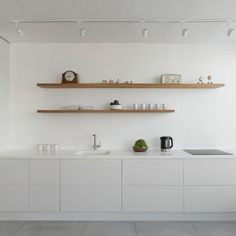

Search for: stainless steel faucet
xmin=92 ymin=134 xmax=101 ymax=150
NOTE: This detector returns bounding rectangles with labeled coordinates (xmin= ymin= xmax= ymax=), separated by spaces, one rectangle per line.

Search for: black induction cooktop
xmin=183 ymin=149 xmax=233 ymax=155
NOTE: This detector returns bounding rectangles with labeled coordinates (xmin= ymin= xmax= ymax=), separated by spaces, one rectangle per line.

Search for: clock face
xmin=64 ymin=71 xmax=75 ymax=81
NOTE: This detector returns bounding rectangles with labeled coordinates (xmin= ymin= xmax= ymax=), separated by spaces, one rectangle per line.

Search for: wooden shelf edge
xmin=37 ymin=109 xmax=175 ymax=113
xmin=37 ymin=83 xmax=225 ymax=89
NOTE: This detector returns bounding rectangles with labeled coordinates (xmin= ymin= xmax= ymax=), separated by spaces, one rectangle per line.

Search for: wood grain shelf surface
xmin=37 ymin=83 xmax=225 ymax=89
xmin=37 ymin=109 xmax=175 ymax=113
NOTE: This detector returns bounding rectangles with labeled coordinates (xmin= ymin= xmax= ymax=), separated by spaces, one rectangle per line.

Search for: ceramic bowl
xmin=133 ymin=146 xmax=148 ymax=152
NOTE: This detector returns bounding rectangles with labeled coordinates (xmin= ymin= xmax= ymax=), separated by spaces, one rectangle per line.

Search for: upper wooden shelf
xmin=37 ymin=83 xmax=225 ymax=89
xmin=37 ymin=109 xmax=175 ymax=113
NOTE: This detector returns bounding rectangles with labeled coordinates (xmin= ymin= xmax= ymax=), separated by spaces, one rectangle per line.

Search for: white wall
xmin=0 ymin=40 xmax=9 ymax=150
xmin=9 ymin=43 xmax=236 ymax=150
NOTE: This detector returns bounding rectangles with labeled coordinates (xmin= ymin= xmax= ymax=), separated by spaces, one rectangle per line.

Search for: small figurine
xmin=207 ymin=75 xmax=213 ymax=84
xmin=109 ymin=79 xmax=114 ymax=84
xmin=102 ymin=80 xmax=108 ymax=83
xmin=130 ymin=81 xmax=133 ymax=84
xmin=198 ymin=77 xmax=204 ymax=84
xmin=124 ymin=81 xmax=129 ymax=84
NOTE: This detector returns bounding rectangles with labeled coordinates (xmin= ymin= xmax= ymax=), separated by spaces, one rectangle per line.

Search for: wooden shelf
xmin=37 ymin=83 xmax=225 ymax=89
xmin=37 ymin=109 xmax=175 ymax=113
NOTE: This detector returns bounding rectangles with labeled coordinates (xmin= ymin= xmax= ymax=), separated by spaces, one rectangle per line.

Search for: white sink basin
xmin=75 ymin=150 xmax=111 ymax=156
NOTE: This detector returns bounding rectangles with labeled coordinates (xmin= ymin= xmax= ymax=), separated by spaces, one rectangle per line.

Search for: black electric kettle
xmin=160 ymin=136 xmax=173 ymax=152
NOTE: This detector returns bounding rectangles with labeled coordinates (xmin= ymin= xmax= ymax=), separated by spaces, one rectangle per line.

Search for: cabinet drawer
xmin=30 ymin=160 xmax=60 ymax=186
xmin=184 ymin=159 xmax=236 ymax=185
xmin=0 ymin=186 xmax=28 ymax=212
xmin=0 ymin=160 xmax=29 ymax=185
xmin=123 ymin=186 xmax=183 ymax=212
xmin=61 ymin=160 xmax=121 ymax=185
xmin=30 ymin=187 xmax=60 ymax=212
xmin=61 ymin=186 xmax=121 ymax=212
xmin=123 ymin=160 xmax=183 ymax=185
xmin=185 ymin=186 xmax=236 ymax=212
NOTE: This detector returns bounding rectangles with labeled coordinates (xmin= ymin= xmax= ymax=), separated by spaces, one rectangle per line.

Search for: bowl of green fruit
xmin=110 ymin=100 xmax=122 ymax=110
xmin=133 ymin=139 xmax=148 ymax=152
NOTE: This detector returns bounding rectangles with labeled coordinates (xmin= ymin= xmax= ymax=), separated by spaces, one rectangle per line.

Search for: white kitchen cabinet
xmin=30 ymin=160 xmax=60 ymax=186
xmin=61 ymin=160 xmax=121 ymax=185
xmin=185 ymin=186 xmax=236 ymax=212
xmin=30 ymin=187 xmax=60 ymax=212
xmin=123 ymin=186 xmax=183 ymax=212
xmin=0 ymin=160 xmax=29 ymax=185
xmin=0 ymin=186 xmax=28 ymax=212
xmin=184 ymin=159 xmax=236 ymax=185
xmin=123 ymin=160 xmax=183 ymax=185
xmin=61 ymin=186 xmax=121 ymax=212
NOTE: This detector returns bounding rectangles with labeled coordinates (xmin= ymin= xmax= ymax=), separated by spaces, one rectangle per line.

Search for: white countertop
xmin=0 ymin=149 xmax=235 ymax=159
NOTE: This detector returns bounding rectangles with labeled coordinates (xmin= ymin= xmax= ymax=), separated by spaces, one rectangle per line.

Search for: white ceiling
xmin=1 ymin=0 xmax=236 ymax=43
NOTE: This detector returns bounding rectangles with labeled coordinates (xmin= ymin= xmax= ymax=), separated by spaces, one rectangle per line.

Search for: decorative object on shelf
xmin=110 ymin=100 xmax=122 ymax=110
xmin=207 ymin=75 xmax=213 ymax=84
xmin=197 ymin=76 xmax=205 ymax=84
xmin=109 ymin=79 xmax=114 ymax=83
xmin=133 ymin=139 xmax=148 ymax=152
xmin=61 ymin=71 xmax=79 ymax=84
xmin=102 ymin=80 xmax=108 ymax=83
xmin=115 ymin=78 xmax=120 ymax=84
xmin=161 ymin=74 xmax=182 ymax=84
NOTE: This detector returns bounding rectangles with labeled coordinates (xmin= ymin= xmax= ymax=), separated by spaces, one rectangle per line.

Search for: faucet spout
xmin=92 ymin=134 xmax=101 ymax=150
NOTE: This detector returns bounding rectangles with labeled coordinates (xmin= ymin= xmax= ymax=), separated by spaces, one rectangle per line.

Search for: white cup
xmin=141 ymin=104 xmax=146 ymax=110
xmin=148 ymin=104 xmax=154 ymax=110
xmin=37 ymin=144 xmax=44 ymax=155
xmin=162 ymin=103 xmax=168 ymax=110
xmin=52 ymin=144 xmax=60 ymax=155
xmin=45 ymin=144 xmax=52 ymax=155
xmin=155 ymin=104 xmax=160 ymax=110
xmin=133 ymin=104 xmax=139 ymax=110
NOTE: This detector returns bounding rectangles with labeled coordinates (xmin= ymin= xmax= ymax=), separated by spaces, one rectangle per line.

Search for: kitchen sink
xmin=75 ymin=150 xmax=111 ymax=155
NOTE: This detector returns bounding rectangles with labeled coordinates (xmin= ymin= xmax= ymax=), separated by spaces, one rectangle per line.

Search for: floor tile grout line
xmin=190 ymin=221 xmax=201 ymax=236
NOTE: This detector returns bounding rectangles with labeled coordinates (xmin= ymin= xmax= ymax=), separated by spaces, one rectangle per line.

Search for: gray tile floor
xmin=0 ymin=221 xmax=236 ymax=236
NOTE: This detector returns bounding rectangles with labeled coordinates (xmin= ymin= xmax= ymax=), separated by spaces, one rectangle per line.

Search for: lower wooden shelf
xmin=37 ymin=109 xmax=175 ymax=113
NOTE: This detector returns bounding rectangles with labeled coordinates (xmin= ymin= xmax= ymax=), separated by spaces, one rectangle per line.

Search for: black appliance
xmin=160 ymin=136 xmax=173 ymax=152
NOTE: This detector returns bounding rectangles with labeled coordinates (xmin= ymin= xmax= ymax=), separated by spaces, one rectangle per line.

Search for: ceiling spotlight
xmin=15 ymin=21 xmax=23 ymax=37
xmin=182 ymin=28 xmax=189 ymax=37
xmin=142 ymin=28 xmax=148 ymax=38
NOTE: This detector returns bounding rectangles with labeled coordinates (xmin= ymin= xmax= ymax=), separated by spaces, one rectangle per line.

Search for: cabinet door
xmin=61 ymin=186 xmax=121 ymax=212
xmin=0 ymin=160 xmax=29 ymax=185
xmin=30 ymin=187 xmax=60 ymax=212
xmin=0 ymin=186 xmax=28 ymax=212
xmin=123 ymin=160 xmax=183 ymax=185
xmin=123 ymin=186 xmax=183 ymax=212
xmin=61 ymin=160 xmax=121 ymax=185
xmin=30 ymin=160 xmax=60 ymax=186
xmin=184 ymin=159 xmax=236 ymax=185
xmin=185 ymin=186 xmax=236 ymax=212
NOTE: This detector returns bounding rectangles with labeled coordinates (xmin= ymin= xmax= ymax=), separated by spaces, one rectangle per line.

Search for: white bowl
xmin=110 ymin=105 xmax=123 ymax=110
